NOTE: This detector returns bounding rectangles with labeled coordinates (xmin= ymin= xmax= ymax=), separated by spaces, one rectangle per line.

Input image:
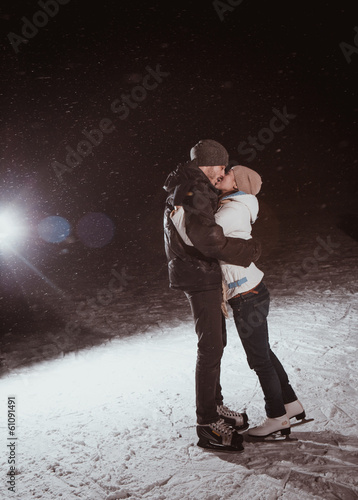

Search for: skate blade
xmin=290 ymin=418 xmax=314 ymax=428
xmin=292 ymin=410 xmax=306 ymax=420
xmin=197 ymin=439 xmax=244 ymax=453
xmin=234 ymin=423 xmax=250 ymax=432
xmin=245 ymin=432 xmax=298 ymax=442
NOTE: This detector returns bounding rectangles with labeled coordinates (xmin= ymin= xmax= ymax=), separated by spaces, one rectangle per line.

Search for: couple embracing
xmin=163 ymin=139 xmax=304 ymax=452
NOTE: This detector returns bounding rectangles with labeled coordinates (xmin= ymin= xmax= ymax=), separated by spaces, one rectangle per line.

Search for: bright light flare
xmin=0 ymin=210 xmax=27 ymax=251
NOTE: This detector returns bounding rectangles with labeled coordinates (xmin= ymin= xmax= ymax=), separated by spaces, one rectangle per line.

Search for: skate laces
xmin=217 ymin=405 xmax=244 ymax=423
xmin=210 ymin=418 xmax=234 ymax=436
xmin=256 ymin=415 xmax=288 ymax=428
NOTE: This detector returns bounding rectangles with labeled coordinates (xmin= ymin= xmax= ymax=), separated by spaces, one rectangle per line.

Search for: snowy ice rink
xmin=1 ymin=207 xmax=357 ymax=500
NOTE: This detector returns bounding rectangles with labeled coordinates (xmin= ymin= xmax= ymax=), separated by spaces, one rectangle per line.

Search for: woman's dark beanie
xmin=190 ymin=139 xmax=229 ymax=167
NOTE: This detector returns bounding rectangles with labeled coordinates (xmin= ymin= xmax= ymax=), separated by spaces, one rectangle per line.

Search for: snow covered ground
xmin=1 ymin=204 xmax=358 ymax=499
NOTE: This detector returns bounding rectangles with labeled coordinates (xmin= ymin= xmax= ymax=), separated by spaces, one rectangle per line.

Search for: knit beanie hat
xmin=232 ymin=165 xmax=262 ymax=195
xmin=190 ymin=139 xmax=229 ymax=167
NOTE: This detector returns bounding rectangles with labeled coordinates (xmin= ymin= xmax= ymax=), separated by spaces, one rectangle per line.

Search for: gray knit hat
xmin=190 ymin=139 xmax=229 ymax=167
xmin=231 ymin=165 xmax=262 ymax=195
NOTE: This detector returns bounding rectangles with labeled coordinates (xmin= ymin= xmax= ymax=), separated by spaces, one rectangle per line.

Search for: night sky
xmin=1 ymin=0 xmax=357 ymax=295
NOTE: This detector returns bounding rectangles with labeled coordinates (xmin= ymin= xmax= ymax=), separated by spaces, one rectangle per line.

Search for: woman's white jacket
xmin=215 ymin=191 xmax=263 ymax=299
xmin=170 ymin=190 xmax=263 ymax=300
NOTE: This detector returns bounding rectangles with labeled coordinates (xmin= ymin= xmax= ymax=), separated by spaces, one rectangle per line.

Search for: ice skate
xmin=248 ymin=414 xmax=290 ymax=438
xmin=217 ymin=404 xmax=249 ymax=431
xmin=285 ymin=400 xmax=306 ymax=421
xmin=197 ymin=418 xmax=244 ymax=452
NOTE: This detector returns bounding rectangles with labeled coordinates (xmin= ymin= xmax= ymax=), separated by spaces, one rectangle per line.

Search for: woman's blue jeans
xmin=228 ymin=281 xmax=297 ymax=418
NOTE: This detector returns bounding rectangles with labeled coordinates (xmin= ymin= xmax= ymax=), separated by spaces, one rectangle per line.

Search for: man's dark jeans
xmin=228 ymin=281 xmax=297 ymax=418
xmin=184 ymin=288 xmax=226 ymax=425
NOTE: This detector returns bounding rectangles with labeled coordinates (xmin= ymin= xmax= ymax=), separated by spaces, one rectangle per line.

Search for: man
xmin=163 ymin=139 xmax=261 ymax=451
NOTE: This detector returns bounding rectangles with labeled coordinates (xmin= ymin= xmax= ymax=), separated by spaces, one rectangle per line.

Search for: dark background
xmin=0 ymin=1 xmax=357 ymax=354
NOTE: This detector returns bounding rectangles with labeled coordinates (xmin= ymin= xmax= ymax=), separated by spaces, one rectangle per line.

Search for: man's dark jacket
xmin=163 ymin=160 xmax=261 ymax=292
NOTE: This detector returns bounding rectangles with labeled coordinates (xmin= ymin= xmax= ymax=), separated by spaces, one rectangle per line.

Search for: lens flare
xmin=38 ymin=216 xmax=71 ymax=243
xmin=76 ymin=212 xmax=115 ymax=248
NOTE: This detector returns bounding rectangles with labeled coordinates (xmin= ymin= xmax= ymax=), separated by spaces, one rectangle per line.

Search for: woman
xmin=215 ymin=165 xmax=305 ymax=437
